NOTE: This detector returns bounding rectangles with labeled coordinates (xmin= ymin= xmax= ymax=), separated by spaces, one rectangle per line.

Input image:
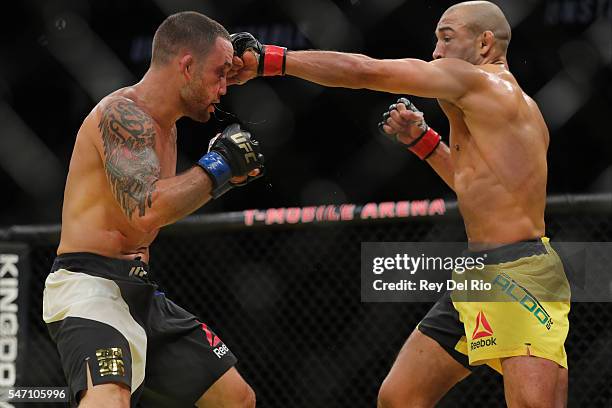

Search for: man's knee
xmin=242 ymin=383 xmax=256 ymax=408
xmin=503 ymin=356 xmax=562 ymax=408
xmin=377 ymin=382 xmax=400 ymax=408
xmin=196 ymin=377 xmax=256 ymax=408
xmin=508 ymin=377 xmax=564 ymax=408
xmin=227 ymin=382 xmax=256 ymax=408
xmin=377 ymin=378 xmax=430 ymax=408
xmin=509 ymin=393 xmax=555 ymax=408
xmin=79 ymin=382 xmax=130 ymax=408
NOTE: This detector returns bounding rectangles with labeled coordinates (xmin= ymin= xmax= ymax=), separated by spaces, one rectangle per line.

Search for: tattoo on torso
xmin=99 ymin=99 xmax=160 ymax=219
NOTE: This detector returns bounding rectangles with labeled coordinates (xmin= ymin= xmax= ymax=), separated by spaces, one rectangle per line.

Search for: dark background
xmin=2 ymin=2 xmax=612 ymax=406
xmin=14 ymin=207 xmax=612 ymax=407
xmin=1 ymin=0 xmax=611 ymax=227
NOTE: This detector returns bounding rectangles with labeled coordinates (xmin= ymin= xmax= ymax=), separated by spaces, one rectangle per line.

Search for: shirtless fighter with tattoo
xmin=43 ymin=12 xmax=262 ymax=408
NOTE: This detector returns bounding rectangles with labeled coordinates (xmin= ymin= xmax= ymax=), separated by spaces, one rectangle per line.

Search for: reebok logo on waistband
xmin=129 ymin=266 xmax=147 ymax=278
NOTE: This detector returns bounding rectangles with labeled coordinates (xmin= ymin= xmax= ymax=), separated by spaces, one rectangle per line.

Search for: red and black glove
xmin=378 ymin=97 xmax=441 ymax=160
xmin=230 ymin=32 xmax=286 ymax=77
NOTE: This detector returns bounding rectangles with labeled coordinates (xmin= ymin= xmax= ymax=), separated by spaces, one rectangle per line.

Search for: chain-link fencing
xmin=3 ymin=194 xmax=612 ymax=407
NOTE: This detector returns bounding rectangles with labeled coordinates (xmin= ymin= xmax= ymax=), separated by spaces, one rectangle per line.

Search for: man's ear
xmin=179 ymin=54 xmax=194 ymax=80
xmin=479 ymin=30 xmax=495 ymax=56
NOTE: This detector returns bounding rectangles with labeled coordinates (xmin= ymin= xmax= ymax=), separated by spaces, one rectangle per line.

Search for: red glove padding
xmin=261 ymin=45 xmax=286 ymax=76
xmin=405 ymin=127 xmax=441 ymax=160
xmin=230 ymin=32 xmax=286 ymax=77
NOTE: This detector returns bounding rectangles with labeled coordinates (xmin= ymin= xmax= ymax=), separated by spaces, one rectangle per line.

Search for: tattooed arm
xmin=99 ymin=97 xmax=214 ymax=233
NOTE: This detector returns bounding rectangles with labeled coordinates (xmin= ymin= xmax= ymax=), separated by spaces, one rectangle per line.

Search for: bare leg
xmin=377 ymin=329 xmax=472 ymax=408
xmin=195 ymin=368 xmax=256 ymax=408
xmin=555 ymin=367 xmax=568 ymax=408
xmin=503 ymin=356 xmax=565 ymax=408
xmin=79 ymin=360 xmax=131 ymax=408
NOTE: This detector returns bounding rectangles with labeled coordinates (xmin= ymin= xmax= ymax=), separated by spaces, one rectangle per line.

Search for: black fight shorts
xmin=42 ymin=252 xmax=237 ymax=407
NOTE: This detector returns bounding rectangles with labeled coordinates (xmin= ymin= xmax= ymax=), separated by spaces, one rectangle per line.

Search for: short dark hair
xmin=151 ymin=11 xmax=230 ymax=66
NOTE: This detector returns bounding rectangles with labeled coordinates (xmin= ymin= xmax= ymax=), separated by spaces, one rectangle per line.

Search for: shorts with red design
xmin=43 ymin=252 xmax=237 ymax=407
xmin=417 ymin=238 xmax=570 ymax=374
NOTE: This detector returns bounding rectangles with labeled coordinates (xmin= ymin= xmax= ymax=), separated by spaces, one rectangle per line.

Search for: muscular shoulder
xmin=429 ymin=58 xmax=488 ymax=85
xmin=97 ymin=94 xmax=155 ymax=127
xmin=95 ymin=95 xmax=161 ymax=219
xmin=458 ymin=67 xmax=527 ymax=115
xmin=423 ymin=58 xmax=490 ymax=102
xmin=96 ymin=96 xmax=158 ymax=151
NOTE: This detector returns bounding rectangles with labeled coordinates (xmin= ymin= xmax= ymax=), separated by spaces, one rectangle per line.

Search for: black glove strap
xmin=401 ymin=126 xmax=430 ymax=148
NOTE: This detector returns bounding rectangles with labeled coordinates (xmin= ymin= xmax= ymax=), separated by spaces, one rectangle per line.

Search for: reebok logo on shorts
xmin=472 ymin=311 xmax=493 ymax=339
xmin=200 ymin=322 xmax=221 ymax=347
xmin=470 ymin=311 xmax=497 ymax=350
xmin=199 ymin=322 xmax=231 ymax=359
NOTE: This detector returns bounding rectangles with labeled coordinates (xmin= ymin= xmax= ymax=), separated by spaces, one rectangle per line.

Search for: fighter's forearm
xmin=234 ymin=33 xmax=471 ymax=98
xmin=425 ymin=142 xmax=455 ymax=191
xmin=134 ymin=167 xmax=213 ymax=232
xmin=285 ymin=50 xmax=384 ymax=89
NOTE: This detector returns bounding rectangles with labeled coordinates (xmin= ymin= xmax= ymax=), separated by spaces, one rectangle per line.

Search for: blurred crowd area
xmin=1 ymin=0 xmax=611 ymax=226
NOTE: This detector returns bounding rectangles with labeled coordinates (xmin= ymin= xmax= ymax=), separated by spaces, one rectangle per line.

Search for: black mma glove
xmin=197 ymin=124 xmax=265 ymax=198
xmin=378 ymin=97 xmax=441 ymax=160
xmin=230 ymin=32 xmax=287 ymax=76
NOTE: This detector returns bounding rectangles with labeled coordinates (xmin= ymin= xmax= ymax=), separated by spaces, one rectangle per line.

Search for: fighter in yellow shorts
xmin=228 ymin=1 xmax=570 ymax=406
xmin=422 ymin=236 xmax=570 ymax=375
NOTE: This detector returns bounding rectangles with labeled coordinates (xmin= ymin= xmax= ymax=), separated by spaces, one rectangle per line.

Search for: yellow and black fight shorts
xmin=418 ymin=237 xmax=570 ymax=374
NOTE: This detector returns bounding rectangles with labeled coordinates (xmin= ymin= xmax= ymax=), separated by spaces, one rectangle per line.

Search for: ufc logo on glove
xmin=230 ymin=134 xmax=257 ymax=164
